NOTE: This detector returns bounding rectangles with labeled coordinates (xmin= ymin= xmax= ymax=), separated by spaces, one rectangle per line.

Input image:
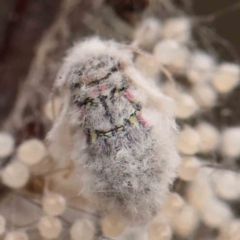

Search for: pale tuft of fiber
xmin=219 ymin=219 xmax=240 ymax=240
xmin=101 ymin=214 xmax=126 ymax=238
xmin=42 ymin=192 xmax=67 ymax=216
xmin=175 ymin=93 xmax=198 ymax=119
xmin=148 ymin=221 xmax=172 ymax=240
xmin=44 ymin=97 xmax=62 ymax=121
xmin=192 ymin=83 xmax=217 ymax=108
xmin=220 ymin=127 xmax=240 ymax=158
xmin=177 ymin=126 xmax=201 ymax=155
xmin=134 ymin=55 xmax=160 ymax=81
xmin=200 ymin=198 xmax=233 ymax=228
xmin=0 ymin=215 xmax=6 ymax=236
xmin=4 ymin=231 xmax=28 ymax=240
xmin=211 ymin=63 xmax=240 ymax=93
xmin=1 ymin=161 xmax=30 ymax=189
xmin=211 ymin=171 xmax=240 ymax=201
xmin=134 ymin=18 xmax=161 ymax=49
xmin=186 ymin=169 xmax=214 ymax=210
xmin=161 ymin=193 xmax=185 ymax=219
xmin=173 ymin=205 xmax=199 ymax=238
xmin=187 ymin=51 xmax=215 ymax=84
xmin=17 ymin=139 xmax=47 ymax=165
xmin=178 ymin=156 xmax=201 ymax=181
xmin=0 ymin=132 xmax=14 ymax=158
xmin=161 ymin=17 xmax=191 ymax=44
xmin=153 ymin=39 xmax=190 ymax=72
xmin=70 ymin=219 xmax=95 ymax=240
xmin=161 ymin=82 xmax=179 ymax=99
xmin=38 ymin=216 xmax=62 ymax=240
xmin=196 ymin=122 xmax=220 ymax=153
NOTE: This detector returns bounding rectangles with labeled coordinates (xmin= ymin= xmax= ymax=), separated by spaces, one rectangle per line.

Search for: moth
xmin=48 ymin=37 xmax=180 ymax=226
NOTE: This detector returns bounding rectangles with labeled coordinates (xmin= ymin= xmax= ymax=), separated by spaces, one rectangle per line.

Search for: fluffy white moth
xmin=47 ymin=37 xmax=180 ymax=232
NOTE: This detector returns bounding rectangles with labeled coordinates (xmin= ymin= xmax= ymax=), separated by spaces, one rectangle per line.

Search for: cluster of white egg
xmin=0 ymin=99 xmax=134 ymax=240
xmin=134 ymin=16 xmax=240 ymax=240
xmin=0 ymin=130 xmax=96 ymax=240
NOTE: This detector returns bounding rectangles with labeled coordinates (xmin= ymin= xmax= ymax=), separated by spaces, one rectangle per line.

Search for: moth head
xmin=67 ymin=54 xmax=120 ymax=89
xmin=54 ymin=37 xmax=132 ymax=90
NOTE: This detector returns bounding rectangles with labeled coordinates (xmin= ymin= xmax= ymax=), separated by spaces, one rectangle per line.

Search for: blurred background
xmin=1 ymin=0 xmax=240 ymax=127
xmin=1 ymin=1 xmax=240 ymax=240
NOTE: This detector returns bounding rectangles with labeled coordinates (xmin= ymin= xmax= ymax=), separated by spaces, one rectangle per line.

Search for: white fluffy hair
xmin=47 ymin=37 xmax=181 ymax=226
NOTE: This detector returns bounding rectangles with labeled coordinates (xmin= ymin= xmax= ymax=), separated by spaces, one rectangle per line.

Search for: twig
xmin=126 ymin=44 xmax=176 ymax=86
xmin=202 ymin=162 xmax=239 ymax=173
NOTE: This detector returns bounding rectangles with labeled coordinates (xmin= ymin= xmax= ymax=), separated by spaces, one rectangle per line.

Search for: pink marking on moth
xmin=123 ymin=91 xmax=134 ymax=102
xmin=92 ymin=87 xmax=99 ymax=94
xmin=99 ymin=84 xmax=107 ymax=91
xmin=83 ymin=130 xmax=88 ymax=138
xmin=137 ymin=111 xmax=147 ymax=126
xmin=79 ymin=106 xmax=85 ymax=120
